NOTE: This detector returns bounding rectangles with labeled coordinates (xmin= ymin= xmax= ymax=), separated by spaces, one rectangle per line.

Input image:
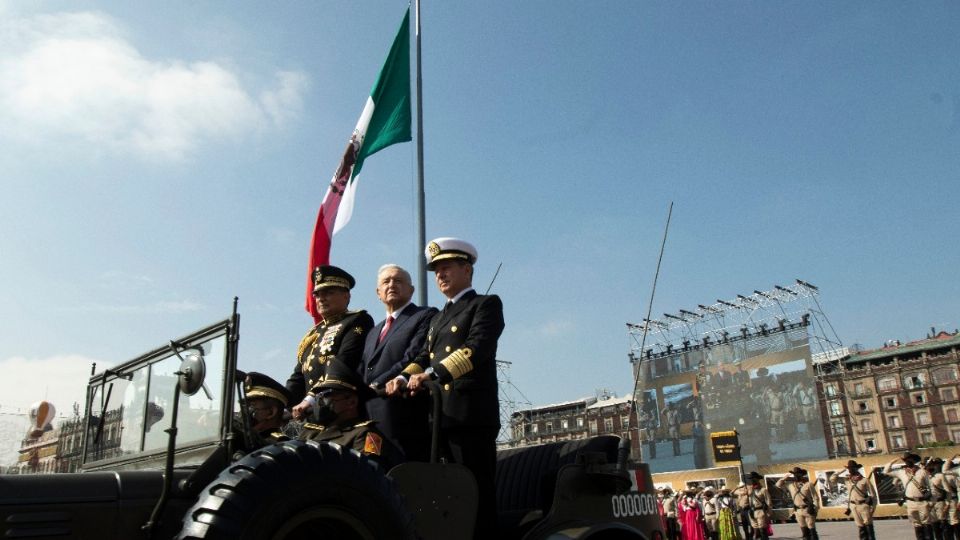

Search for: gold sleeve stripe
xmin=440 ymin=348 xmax=474 ymax=379
xmin=296 ymin=332 xmax=319 ymax=360
xmin=402 ymin=364 xmax=424 ymax=376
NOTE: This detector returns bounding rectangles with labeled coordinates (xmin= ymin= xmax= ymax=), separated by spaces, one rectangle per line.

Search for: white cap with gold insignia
xmin=424 ymin=237 xmax=478 ymax=270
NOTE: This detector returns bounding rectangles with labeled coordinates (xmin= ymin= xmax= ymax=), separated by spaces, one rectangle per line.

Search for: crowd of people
xmin=243 ymin=236 xmax=504 ymax=539
xmin=656 ymin=472 xmax=769 ymax=540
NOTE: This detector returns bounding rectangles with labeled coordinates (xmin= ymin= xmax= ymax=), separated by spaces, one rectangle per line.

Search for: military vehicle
xmin=1 ymin=305 xmax=663 ymax=539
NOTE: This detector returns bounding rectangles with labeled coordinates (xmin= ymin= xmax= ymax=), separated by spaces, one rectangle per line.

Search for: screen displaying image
xmin=639 ymin=328 xmax=828 ymax=474
xmin=872 ymin=467 xmax=904 ymax=505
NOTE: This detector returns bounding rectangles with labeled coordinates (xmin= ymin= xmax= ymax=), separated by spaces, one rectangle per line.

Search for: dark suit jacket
xmin=285 ymin=310 xmax=374 ymax=404
xmin=408 ymin=290 xmax=504 ymax=429
xmin=361 ymin=303 xmax=436 ymax=460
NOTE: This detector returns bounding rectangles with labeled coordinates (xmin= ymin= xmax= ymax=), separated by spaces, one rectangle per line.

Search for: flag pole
xmin=415 ymin=0 xmax=428 ymax=306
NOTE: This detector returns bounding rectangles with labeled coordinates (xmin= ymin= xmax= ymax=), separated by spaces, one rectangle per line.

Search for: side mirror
xmin=177 ymin=349 xmax=206 ymax=396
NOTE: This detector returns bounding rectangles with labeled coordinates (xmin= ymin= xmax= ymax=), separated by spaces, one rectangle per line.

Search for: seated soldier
xmin=244 ymin=371 xmax=293 ymax=445
xmin=300 ymin=358 xmax=404 ymax=471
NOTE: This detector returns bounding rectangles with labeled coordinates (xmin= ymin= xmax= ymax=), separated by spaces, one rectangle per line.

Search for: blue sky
xmin=1 ymin=1 xmax=958 ymax=456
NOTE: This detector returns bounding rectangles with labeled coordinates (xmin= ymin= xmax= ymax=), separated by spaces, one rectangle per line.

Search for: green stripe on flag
xmin=353 ymin=8 xmax=411 ymax=178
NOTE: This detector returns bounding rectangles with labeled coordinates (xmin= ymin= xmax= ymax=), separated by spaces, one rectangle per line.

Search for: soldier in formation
xmin=829 ymin=459 xmax=876 ymax=540
xmin=732 ymin=481 xmax=753 ymax=539
xmin=884 ymin=452 xmax=933 ymax=540
xmin=746 ymin=472 xmax=771 ymax=540
xmin=776 ymin=467 xmax=820 ymax=540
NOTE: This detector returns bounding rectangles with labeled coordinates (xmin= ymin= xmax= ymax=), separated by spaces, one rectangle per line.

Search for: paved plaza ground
xmin=769 ymin=517 xmax=913 ymax=538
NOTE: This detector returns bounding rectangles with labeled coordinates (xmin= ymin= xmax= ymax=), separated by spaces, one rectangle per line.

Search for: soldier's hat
xmin=316 ymin=358 xmax=375 ymax=400
xmin=244 ymin=372 xmax=292 ymax=408
xmin=313 ymin=265 xmax=356 ymax=292
xmin=846 ymin=459 xmax=864 ymax=474
xmin=424 ymin=237 xmax=478 ymax=270
xmin=928 ymin=457 xmax=944 ymax=467
xmin=660 ymin=486 xmax=673 ymax=494
xmin=790 ymin=466 xmax=808 ymax=478
xmin=903 ymin=452 xmax=922 ymax=466
xmin=703 ymin=487 xmax=715 ymax=496
xmin=748 ymin=471 xmax=763 ymax=482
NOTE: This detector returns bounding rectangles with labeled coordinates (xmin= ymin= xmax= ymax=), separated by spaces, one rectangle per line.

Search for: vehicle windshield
xmin=83 ymin=329 xmax=230 ymax=466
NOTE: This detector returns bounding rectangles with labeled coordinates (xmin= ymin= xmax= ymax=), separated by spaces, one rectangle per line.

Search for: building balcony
xmin=887 ymin=424 xmax=907 ymax=431
xmin=828 ymin=410 xmax=847 ymax=418
xmin=853 ymin=408 xmax=875 ymax=415
xmin=857 ymin=428 xmax=880 ymax=435
xmin=877 ymin=386 xmax=901 ymax=394
xmin=850 ymin=389 xmax=874 ymax=399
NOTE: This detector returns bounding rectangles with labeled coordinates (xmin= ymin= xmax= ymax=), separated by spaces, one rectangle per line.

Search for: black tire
xmin=177 ymin=439 xmax=416 ymax=540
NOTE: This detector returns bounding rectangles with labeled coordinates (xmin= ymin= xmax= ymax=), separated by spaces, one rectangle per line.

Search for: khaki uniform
xmin=829 ymin=471 xmax=875 ymax=527
xmin=703 ymin=495 xmax=719 ymax=534
xmin=747 ymin=484 xmax=771 ymax=537
xmin=942 ymin=461 xmax=960 ymax=527
xmin=884 ymin=461 xmax=931 ymax=529
xmin=776 ymin=476 xmax=819 ymax=536
xmin=662 ymin=494 xmax=679 ymax=540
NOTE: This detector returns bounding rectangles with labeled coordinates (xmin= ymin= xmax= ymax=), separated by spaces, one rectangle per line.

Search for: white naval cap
xmin=424 ymin=237 xmax=478 ymax=270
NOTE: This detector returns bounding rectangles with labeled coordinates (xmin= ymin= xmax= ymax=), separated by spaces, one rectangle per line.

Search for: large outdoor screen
xmin=635 ymin=325 xmax=827 ymax=473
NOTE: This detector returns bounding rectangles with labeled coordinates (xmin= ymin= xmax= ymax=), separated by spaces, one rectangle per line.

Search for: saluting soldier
xmin=928 ymin=457 xmax=953 ymax=540
xmin=829 ymin=459 xmax=876 ymax=540
xmin=287 ymin=265 xmax=374 ymax=419
xmin=702 ymin=487 xmax=719 ymax=540
xmin=776 ymin=467 xmax=820 ymax=540
xmin=732 ymin=481 xmax=753 ymax=539
xmin=746 ymin=472 xmax=771 ymax=540
xmin=244 ymin=372 xmax=293 ymax=446
xmin=300 ymin=358 xmax=403 ymax=470
xmin=941 ymin=456 xmax=960 ymax=540
xmin=661 ymin=487 xmax=680 ymax=540
xmin=388 ymin=237 xmax=505 ymax=540
xmin=884 ymin=452 xmax=933 ymax=540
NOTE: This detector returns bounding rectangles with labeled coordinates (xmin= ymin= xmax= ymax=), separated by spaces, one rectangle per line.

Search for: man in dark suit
xmin=286 ymin=265 xmax=374 ymax=420
xmin=361 ymin=264 xmax=436 ymax=462
xmin=387 ymin=237 xmax=504 ymax=540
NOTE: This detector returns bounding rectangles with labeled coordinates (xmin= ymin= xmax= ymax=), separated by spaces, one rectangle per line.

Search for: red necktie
xmin=378 ymin=315 xmax=394 ymax=344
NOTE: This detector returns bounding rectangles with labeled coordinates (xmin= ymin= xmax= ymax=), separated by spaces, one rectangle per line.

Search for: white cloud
xmin=538 ymin=319 xmax=574 ymax=337
xmin=0 ymin=10 xmax=307 ymax=161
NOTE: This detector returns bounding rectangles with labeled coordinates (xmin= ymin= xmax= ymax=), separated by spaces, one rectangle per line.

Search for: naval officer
xmin=387 ymin=237 xmax=505 ymax=540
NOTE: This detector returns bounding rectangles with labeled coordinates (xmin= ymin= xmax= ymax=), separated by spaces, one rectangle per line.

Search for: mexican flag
xmin=306 ymin=9 xmax=412 ymax=322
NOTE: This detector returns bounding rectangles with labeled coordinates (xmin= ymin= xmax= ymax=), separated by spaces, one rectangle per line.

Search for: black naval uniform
xmin=403 ymin=289 xmax=505 ymax=539
xmin=302 ymin=419 xmax=403 ymax=471
xmin=286 ymin=310 xmax=374 ymax=404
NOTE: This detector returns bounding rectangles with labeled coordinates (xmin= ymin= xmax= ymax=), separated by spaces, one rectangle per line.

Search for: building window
xmin=934 ymin=367 xmax=958 ymax=385
xmin=948 ymin=409 xmax=959 ymax=423
xmin=577 ymin=417 xmax=584 ymax=428
xmin=604 ymin=418 xmax=614 ymax=432
xmin=621 ymin=415 xmax=630 ymax=428
xmin=860 ymin=418 xmax=873 ymax=431
xmin=854 ymin=382 xmax=865 ymax=394
xmin=905 ymin=374 xmax=926 ymax=389
xmin=589 ymin=419 xmax=598 ymax=435
xmin=921 ymin=432 xmax=935 ymax=444
xmin=828 ymin=401 xmax=842 ymax=416
xmin=878 ymin=377 xmax=897 ymax=391
xmin=891 ymin=434 xmax=906 ymax=449
xmin=951 ymin=429 xmax=960 ymax=443
xmin=917 ymin=411 xmax=931 ymax=426
xmin=943 ymin=388 xmax=957 ymax=402
xmin=561 ymin=419 xmax=569 ymax=430
xmin=888 ymin=415 xmax=901 ymax=428
xmin=858 ymin=401 xmax=868 ymax=412
xmin=531 ymin=423 xmax=539 ymax=434
xmin=885 ymin=397 xmax=898 ymax=408
xmin=825 ymin=384 xmax=838 ymax=397
xmin=915 ymin=393 xmax=926 ymax=405
xmin=545 ymin=421 xmax=553 ymax=433
xmin=831 ymin=421 xmax=847 ymax=437
xmin=865 ymin=439 xmax=876 ymax=450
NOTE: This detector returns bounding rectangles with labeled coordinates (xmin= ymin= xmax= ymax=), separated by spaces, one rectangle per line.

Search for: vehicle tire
xmin=177 ymin=439 xmax=416 ymax=540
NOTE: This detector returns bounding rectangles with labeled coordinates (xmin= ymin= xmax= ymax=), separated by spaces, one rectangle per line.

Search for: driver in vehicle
xmin=244 ymin=372 xmax=293 ymax=445
xmin=300 ymin=358 xmax=404 ymax=470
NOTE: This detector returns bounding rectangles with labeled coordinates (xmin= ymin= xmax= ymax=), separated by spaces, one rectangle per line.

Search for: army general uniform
xmin=776 ymin=468 xmax=819 ymax=540
xmin=829 ymin=460 xmax=876 ymax=540
xmin=286 ymin=266 xmax=373 ymax=405
xmin=885 ymin=453 xmax=933 ymax=540
xmin=401 ymin=237 xmax=505 ymax=540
